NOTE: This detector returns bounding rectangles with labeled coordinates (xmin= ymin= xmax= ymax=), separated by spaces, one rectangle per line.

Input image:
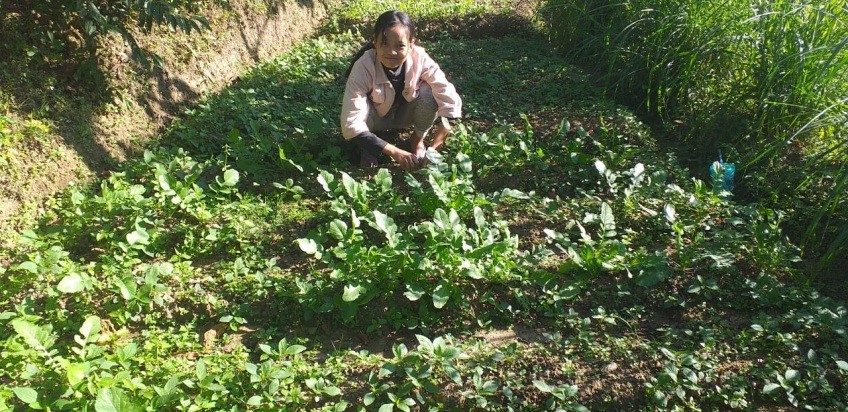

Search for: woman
xmin=341 ymin=10 xmax=462 ymax=170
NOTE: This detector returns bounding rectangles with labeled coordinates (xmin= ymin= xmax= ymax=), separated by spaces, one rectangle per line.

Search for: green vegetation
xmin=1 ymin=0 xmax=210 ymax=77
xmin=540 ymin=0 xmax=848 ymax=276
xmin=2 ymin=0 xmax=847 ymax=410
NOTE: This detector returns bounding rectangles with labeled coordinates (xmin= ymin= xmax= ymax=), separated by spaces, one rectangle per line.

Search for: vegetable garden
xmin=1 ymin=1 xmax=846 ymax=410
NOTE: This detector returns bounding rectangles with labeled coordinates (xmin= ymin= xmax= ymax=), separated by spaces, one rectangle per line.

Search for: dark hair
xmin=344 ymin=10 xmax=416 ymax=78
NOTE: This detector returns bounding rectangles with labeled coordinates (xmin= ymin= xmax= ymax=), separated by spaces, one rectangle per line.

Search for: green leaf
xmin=784 ymin=369 xmax=801 ymax=383
xmin=328 ymin=220 xmax=348 ymax=240
xmin=11 ymin=319 xmax=52 ymax=351
xmin=425 ymin=148 xmax=444 ymax=165
xmin=558 ymin=118 xmax=571 ymax=135
xmin=317 ymin=171 xmax=332 ymax=192
xmin=79 ymin=315 xmax=101 ymax=341
xmin=364 ymin=392 xmax=376 ymax=406
xmin=468 ymin=242 xmax=505 ymax=259
xmin=57 ymin=273 xmax=85 ymax=293
xmin=462 ymin=262 xmax=484 ymax=280
xmin=444 ymin=364 xmax=462 ymax=384
xmin=561 ymin=384 xmax=578 ymax=397
xmin=375 ymin=168 xmax=392 ymax=191
xmin=196 ymin=358 xmax=207 ymax=381
xmin=16 ymin=261 xmax=38 ymax=273
xmin=594 ymin=160 xmax=607 ymax=174
xmin=457 ymin=153 xmax=472 ymax=173
xmin=341 ymin=172 xmax=358 ymax=197
xmin=378 ymin=404 xmax=394 ymax=412
xmin=126 ymin=228 xmax=149 ymax=245
xmin=67 ymin=362 xmax=87 ymax=386
xmin=404 ymin=283 xmax=425 ymax=301
xmin=324 ymin=386 xmax=341 ymax=396
xmin=500 ymin=188 xmax=529 ymax=199
xmin=12 ymin=387 xmax=38 ymax=404
xmin=682 ymin=367 xmax=698 ymax=384
xmin=837 ymin=360 xmax=848 ymax=371
xmin=473 ymin=206 xmax=486 ymax=228
xmin=762 ymin=382 xmax=781 ymax=395
xmin=665 ymin=364 xmax=678 ymax=383
xmin=379 ymin=363 xmax=396 ymax=378
xmin=342 ymin=284 xmax=363 ymax=302
xmin=415 ymin=335 xmax=434 ymax=352
xmin=222 ymin=169 xmax=240 ymax=187
xmin=432 ymin=283 xmax=450 ymax=309
xmin=533 ymin=380 xmax=552 ymax=393
xmin=158 ymin=174 xmax=172 ymax=191
xmin=297 ymin=238 xmax=318 ymax=255
xmin=659 ymin=347 xmax=676 ymax=361
xmin=114 ymin=277 xmax=135 ymax=300
xmin=339 ymin=301 xmax=359 ymax=322
xmin=664 ymin=204 xmax=676 ymax=223
xmin=373 ymin=210 xmax=396 ymax=235
xmin=600 ymin=202 xmax=615 ymax=228
xmin=633 ymin=260 xmax=671 ymax=287
xmin=433 ymin=208 xmax=450 ymax=230
xmin=129 ymin=185 xmax=146 ymax=196
xmin=95 ymin=387 xmax=141 ymax=412
xmin=247 ymin=395 xmax=262 ymax=406
xmin=284 ymin=344 xmax=307 ymax=356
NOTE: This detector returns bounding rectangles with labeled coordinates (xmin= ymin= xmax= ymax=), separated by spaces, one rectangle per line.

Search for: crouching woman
xmin=340 ymin=10 xmax=462 ymax=170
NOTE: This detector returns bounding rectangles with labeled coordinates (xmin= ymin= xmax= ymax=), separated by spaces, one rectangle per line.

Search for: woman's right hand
xmin=384 ymin=144 xmax=420 ymax=171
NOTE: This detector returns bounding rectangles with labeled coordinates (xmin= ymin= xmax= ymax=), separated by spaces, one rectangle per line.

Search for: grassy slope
xmin=0 ymin=0 xmax=335 ymax=247
xmin=1 ymin=2 xmax=846 ymax=411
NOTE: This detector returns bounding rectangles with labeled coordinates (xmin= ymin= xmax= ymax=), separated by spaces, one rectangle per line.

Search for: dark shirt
xmin=384 ymin=63 xmax=405 ymax=107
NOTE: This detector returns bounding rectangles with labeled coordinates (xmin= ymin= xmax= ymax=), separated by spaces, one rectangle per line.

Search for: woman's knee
xmin=415 ymin=83 xmax=438 ymax=111
xmin=412 ymin=84 xmax=438 ymax=135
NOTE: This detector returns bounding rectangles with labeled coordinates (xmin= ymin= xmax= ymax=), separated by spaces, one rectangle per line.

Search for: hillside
xmin=0 ymin=0 xmax=335 ymax=238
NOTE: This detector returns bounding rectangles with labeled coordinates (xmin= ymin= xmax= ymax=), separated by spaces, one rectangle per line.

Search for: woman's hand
xmin=414 ymin=142 xmax=429 ymax=167
xmin=383 ymin=144 xmax=420 ymax=171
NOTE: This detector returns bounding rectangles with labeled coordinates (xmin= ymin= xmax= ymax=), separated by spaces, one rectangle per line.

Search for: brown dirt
xmin=0 ymin=0 xmax=337 ymax=240
xmin=476 ymin=324 xmax=547 ymax=345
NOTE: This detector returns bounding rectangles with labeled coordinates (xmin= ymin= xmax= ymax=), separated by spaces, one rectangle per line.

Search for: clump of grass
xmin=331 ymin=0 xmax=495 ymax=22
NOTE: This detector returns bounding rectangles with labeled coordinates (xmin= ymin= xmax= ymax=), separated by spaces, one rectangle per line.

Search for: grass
xmin=1 ymin=1 xmax=847 ymax=410
xmin=539 ymin=0 xmax=848 ymax=279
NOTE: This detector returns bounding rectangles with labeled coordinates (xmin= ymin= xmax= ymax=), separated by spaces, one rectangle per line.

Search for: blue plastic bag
xmin=709 ymin=152 xmax=735 ymax=194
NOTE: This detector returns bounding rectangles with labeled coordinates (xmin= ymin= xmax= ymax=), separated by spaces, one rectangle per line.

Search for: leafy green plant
xmin=360 ymin=335 xmax=510 ymax=411
xmin=297 ymin=156 xmax=522 ymax=325
xmin=646 ymin=347 xmax=716 ymax=410
xmin=533 ymin=379 xmax=588 ymax=411
xmin=541 ymin=201 xmax=627 ymax=287
xmin=0 ymin=313 xmax=155 ymax=410
xmin=2 ymin=0 xmax=209 ymax=79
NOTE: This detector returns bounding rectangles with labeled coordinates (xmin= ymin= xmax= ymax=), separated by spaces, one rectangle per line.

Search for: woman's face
xmin=375 ymin=24 xmax=412 ymax=69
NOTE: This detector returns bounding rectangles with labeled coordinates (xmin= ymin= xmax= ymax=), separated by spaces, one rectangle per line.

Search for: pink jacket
xmin=340 ymin=46 xmax=462 ymax=140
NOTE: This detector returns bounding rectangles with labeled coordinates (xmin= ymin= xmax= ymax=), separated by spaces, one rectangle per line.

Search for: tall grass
xmin=540 ymin=0 xmax=848 ymax=278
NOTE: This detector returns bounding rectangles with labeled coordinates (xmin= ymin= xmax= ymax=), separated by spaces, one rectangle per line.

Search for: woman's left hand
xmin=415 ymin=143 xmax=428 ymax=168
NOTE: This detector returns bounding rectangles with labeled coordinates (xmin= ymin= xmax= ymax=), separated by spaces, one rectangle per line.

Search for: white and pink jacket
xmin=340 ymin=46 xmax=462 ymax=140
